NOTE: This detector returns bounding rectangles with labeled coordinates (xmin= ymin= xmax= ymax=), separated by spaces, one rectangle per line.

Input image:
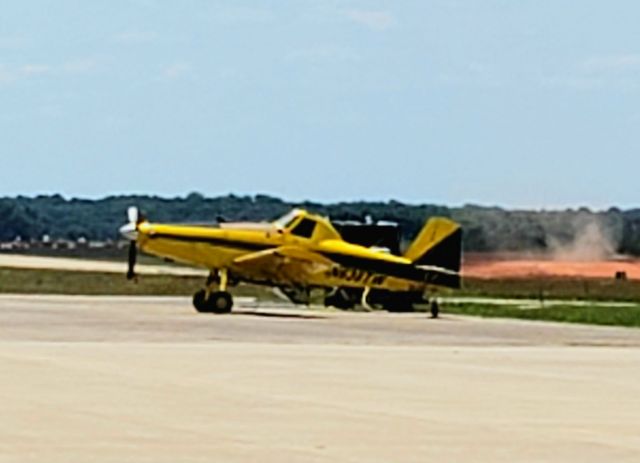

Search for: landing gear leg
xmin=360 ymin=286 xmax=373 ymax=311
xmin=193 ymin=269 xmax=234 ymax=314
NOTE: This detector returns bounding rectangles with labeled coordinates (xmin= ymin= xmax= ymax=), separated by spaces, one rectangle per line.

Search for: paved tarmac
xmin=0 ymin=295 xmax=639 ymax=462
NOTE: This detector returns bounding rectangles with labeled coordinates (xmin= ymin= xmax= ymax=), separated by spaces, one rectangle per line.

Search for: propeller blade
xmin=127 ymin=206 xmax=139 ymax=224
xmin=126 ymin=240 xmax=137 ymax=280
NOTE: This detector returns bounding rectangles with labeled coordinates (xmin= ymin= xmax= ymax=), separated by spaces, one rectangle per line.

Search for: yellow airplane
xmin=119 ymin=207 xmax=462 ymax=316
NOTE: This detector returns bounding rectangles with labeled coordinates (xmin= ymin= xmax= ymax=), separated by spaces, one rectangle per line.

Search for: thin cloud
xmin=21 ymin=64 xmax=50 ymax=76
xmin=163 ymin=62 xmax=192 ymax=80
xmin=345 ymin=9 xmax=396 ymax=30
xmin=62 ymin=59 xmax=98 ymax=74
xmin=537 ymin=54 xmax=640 ymax=91
xmin=437 ymin=61 xmax=505 ymax=88
xmin=0 ymin=59 xmax=98 ymax=86
xmin=582 ymin=54 xmax=640 ymax=73
xmin=0 ymin=65 xmax=14 ymax=85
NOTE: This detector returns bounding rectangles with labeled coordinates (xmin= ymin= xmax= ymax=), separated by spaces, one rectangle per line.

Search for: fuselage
xmin=135 ymin=221 xmax=426 ymax=292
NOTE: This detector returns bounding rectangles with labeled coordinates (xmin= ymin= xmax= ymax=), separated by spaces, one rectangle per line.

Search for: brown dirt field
xmin=4 ymin=251 xmax=640 ymax=282
xmin=463 ymin=253 xmax=640 ymax=280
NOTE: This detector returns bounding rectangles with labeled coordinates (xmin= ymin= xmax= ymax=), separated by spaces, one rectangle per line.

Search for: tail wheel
xmin=430 ymin=299 xmax=440 ymax=318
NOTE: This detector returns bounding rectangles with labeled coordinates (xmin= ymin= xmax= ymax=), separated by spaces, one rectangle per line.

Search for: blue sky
xmin=1 ymin=1 xmax=639 ymax=209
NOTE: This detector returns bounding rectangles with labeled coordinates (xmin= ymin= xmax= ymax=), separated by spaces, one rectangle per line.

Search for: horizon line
xmin=0 ymin=191 xmax=635 ymax=213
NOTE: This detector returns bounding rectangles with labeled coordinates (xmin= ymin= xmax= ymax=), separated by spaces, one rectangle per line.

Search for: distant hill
xmin=1 ymin=194 xmax=639 ymax=255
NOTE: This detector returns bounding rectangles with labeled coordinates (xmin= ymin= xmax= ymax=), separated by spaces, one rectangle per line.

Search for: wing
xmin=232 ymin=242 xmax=460 ymax=290
xmin=231 ymin=246 xmax=332 ymax=285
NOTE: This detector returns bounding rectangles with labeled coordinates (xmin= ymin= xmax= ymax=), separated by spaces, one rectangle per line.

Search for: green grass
xmin=460 ymin=277 xmax=640 ymax=302
xmin=445 ymin=303 xmax=640 ymax=328
xmin=3 ymin=266 xmax=640 ymax=327
xmin=8 ymin=250 xmax=640 ymax=301
xmin=0 ymin=267 xmax=279 ymax=299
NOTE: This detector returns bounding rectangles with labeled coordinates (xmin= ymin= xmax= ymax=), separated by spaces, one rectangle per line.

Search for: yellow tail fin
xmin=404 ymin=218 xmax=462 ymax=272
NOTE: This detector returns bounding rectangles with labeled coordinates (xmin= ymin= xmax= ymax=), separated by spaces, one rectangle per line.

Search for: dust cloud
xmin=547 ymin=218 xmax=617 ymax=261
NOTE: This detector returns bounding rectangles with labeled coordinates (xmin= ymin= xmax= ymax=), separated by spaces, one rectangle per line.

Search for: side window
xmin=291 ymin=218 xmax=316 ymax=239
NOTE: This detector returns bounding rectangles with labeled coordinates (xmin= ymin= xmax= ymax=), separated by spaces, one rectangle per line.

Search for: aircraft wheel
xmin=193 ymin=290 xmax=211 ymax=313
xmin=208 ymin=291 xmax=234 ymax=314
xmin=192 ymin=290 xmax=233 ymax=314
xmin=430 ymin=300 xmax=440 ymax=319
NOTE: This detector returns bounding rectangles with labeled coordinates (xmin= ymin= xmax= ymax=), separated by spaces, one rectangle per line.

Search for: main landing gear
xmin=193 ymin=269 xmax=234 ymax=314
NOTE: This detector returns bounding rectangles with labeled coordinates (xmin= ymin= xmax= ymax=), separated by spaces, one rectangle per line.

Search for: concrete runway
xmin=0 ymin=295 xmax=639 ymax=462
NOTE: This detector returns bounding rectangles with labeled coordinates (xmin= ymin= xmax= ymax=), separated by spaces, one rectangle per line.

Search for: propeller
xmin=127 ymin=206 xmax=139 ymax=224
xmin=126 ymin=240 xmax=137 ymax=280
xmin=120 ymin=206 xmax=141 ymax=281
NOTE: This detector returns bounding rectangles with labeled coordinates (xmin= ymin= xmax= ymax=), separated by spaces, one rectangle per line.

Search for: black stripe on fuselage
xmin=148 ymin=233 xmax=273 ymax=251
xmin=320 ymin=252 xmax=461 ymax=289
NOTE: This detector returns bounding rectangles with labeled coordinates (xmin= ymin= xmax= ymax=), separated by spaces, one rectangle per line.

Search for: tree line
xmin=1 ymin=193 xmax=639 ymax=255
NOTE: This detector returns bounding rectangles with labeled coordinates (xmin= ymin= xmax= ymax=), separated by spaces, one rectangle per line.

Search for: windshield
xmin=273 ymin=209 xmax=303 ymax=229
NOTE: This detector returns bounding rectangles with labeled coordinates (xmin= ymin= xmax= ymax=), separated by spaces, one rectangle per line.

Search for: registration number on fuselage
xmin=327 ymin=266 xmax=387 ymax=286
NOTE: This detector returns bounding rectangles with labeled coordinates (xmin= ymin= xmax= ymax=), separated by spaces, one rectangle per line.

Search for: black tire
xmin=208 ymin=291 xmax=234 ymax=314
xmin=430 ymin=300 xmax=440 ymax=319
xmin=193 ymin=290 xmax=211 ymax=313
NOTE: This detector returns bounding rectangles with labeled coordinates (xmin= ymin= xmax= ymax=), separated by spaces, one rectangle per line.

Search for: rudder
xmin=404 ymin=218 xmax=462 ymax=272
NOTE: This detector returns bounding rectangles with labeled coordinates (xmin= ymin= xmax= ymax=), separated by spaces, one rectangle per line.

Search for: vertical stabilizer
xmin=404 ymin=218 xmax=462 ymax=272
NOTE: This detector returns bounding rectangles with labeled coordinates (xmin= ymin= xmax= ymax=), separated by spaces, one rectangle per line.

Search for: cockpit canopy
xmin=273 ymin=209 xmax=305 ymax=230
xmin=272 ymin=209 xmax=341 ymax=242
